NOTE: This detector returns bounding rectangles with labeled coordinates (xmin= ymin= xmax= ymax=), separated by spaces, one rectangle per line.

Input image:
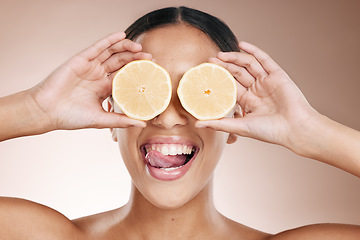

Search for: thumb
xmin=195 ymin=118 xmax=250 ymax=137
xmin=93 ymin=112 xmax=146 ymax=129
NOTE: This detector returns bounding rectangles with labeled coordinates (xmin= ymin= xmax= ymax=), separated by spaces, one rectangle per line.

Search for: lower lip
xmin=143 ymin=152 xmax=198 ymax=181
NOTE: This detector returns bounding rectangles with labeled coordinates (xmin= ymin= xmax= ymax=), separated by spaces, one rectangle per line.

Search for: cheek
xmin=197 ymin=129 xmax=228 ymax=177
xmin=116 ymin=128 xmax=143 ymax=175
xmin=116 ymin=128 xmax=131 ymax=154
xmin=205 ymin=129 xmax=228 ymax=155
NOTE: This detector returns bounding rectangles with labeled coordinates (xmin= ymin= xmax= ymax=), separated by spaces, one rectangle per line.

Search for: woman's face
xmin=113 ymin=24 xmax=232 ymax=208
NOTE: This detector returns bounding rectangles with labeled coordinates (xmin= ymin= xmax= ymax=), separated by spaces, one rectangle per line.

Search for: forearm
xmin=290 ymin=112 xmax=360 ymax=177
xmin=0 ymin=90 xmax=53 ymax=142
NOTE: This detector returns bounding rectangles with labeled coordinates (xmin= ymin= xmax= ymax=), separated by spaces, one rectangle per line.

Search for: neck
xmin=119 ymin=177 xmax=226 ymax=239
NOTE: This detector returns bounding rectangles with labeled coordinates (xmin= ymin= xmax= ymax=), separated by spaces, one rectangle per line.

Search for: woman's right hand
xmin=28 ymin=32 xmax=150 ymax=131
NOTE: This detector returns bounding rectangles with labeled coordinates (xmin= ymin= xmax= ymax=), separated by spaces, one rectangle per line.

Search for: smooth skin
xmin=1 ymin=24 xmax=360 ymax=239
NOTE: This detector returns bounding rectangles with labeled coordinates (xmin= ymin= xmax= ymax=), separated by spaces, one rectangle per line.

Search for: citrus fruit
xmin=177 ymin=63 xmax=237 ymax=120
xmin=112 ymin=60 xmax=172 ymax=120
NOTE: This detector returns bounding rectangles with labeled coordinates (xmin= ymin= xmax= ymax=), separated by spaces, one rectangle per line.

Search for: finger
xmin=103 ymin=52 xmax=153 ymax=74
xmin=93 ymin=112 xmax=146 ymax=129
xmin=209 ymin=57 xmax=248 ymax=107
xmin=78 ymin=32 xmax=126 ymax=61
xmin=209 ymin=57 xmax=255 ymax=88
xmin=239 ymin=41 xmax=280 ymax=73
xmin=97 ymin=39 xmax=143 ymax=63
xmin=208 ymin=57 xmax=248 ymax=106
xmin=217 ymin=51 xmax=268 ymax=80
xmin=195 ymin=118 xmax=250 ymax=137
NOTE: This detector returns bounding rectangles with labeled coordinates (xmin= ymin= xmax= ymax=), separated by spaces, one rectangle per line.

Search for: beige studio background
xmin=0 ymin=0 xmax=360 ymax=234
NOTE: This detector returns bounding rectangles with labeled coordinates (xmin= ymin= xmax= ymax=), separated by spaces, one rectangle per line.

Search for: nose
xmin=151 ymin=97 xmax=188 ymax=129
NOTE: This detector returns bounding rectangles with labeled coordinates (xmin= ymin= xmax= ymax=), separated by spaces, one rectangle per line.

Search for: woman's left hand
xmin=196 ymin=41 xmax=318 ymax=152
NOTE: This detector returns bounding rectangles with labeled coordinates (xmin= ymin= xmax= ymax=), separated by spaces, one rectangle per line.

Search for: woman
xmin=0 ymin=6 xmax=359 ymax=239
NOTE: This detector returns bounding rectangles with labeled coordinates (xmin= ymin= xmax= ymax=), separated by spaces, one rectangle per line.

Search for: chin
xmin=138 ymin=180 xmax=206 ymax=210
xmin=130 ymin=161 xmax=212 ymax=210
xmin=148 ymin=195 xmax=190 ymax=210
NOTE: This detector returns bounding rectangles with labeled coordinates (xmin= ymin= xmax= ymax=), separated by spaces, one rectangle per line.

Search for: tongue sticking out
xmin=145 ymin=150 xmax=187 ymax=168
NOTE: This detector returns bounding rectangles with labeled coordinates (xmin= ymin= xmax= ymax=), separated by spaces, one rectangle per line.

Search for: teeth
xmin=182 ymin=145 xmax=187 ymax=154
xmin=144 ymin=144 xmax=194 ymax=156
xmin=168 ymin=145 xmax=177 ymax=155
xmin=160 ymin=146 xmax=169 ymax=155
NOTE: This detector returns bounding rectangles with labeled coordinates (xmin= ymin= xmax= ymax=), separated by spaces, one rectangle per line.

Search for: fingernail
xmin=195 ymin=124 xmax=206 ymax=128
xmin=134 ymin=42 xmax=142 ymax=50
xmin=217 ymin=52 xmax=229 ymax=60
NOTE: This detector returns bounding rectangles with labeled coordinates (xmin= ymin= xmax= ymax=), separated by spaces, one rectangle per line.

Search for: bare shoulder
xmin=225 ymin=220 xmax=360 ymax=240
xmin=72 ymin=207 xmax=127 ymax=238
xmin=221 ymin=217 xmax=272 ymax=240
xmin=0 ymin=197 xmax=84 ymax=239
xmin=269 ymin=223 xmax=360 ymax=240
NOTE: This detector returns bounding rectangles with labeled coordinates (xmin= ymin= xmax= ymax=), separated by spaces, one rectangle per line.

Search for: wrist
xmin=24 ymin=88 xmax=56 ymax=133
xmin=0 ymin=89 xmax=55 ymax=141
xmin=286 ymin=107 xmax=326 ymax=159
xmin=287 ymin=108 xmax=360 ymax=177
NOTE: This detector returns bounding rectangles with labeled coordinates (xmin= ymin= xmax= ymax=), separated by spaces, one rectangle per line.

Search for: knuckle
xmin=242 ymin=56 xmax=254 ymax=69
xmin=249 ymin=55 xmax=258 ymax=66
xmin=256 ymin=71 xmax=267 ymax=81
xmin=120 ymin=39 xmax=133 ymax=49
xmin=232 ymin=68 xmax=243 ymax=79
xmin=246 ymin=78 xmax=255 ymax=87
xmin=106 ymin=47 xmax=115 ymax=55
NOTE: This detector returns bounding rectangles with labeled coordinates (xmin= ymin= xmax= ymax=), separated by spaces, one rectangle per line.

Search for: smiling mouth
xmin=140 ymin=143 xmax=199 ymax=180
